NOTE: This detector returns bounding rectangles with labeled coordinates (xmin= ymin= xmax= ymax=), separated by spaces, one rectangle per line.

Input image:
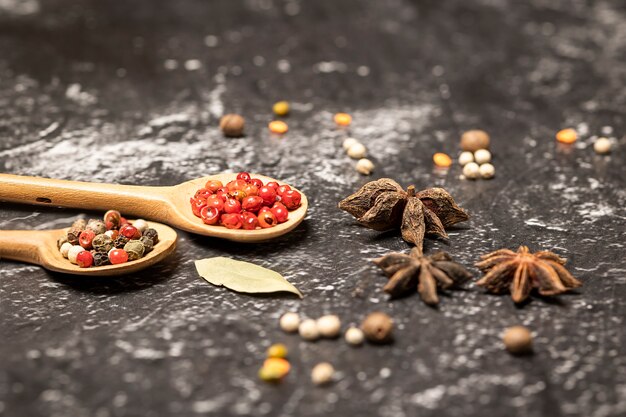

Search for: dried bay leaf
xmin=195 ymin=257 xmax=303 ymax=298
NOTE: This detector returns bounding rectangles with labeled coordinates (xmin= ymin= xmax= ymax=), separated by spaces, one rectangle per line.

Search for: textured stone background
xmin=1 ymin=1 xmax=625 ymax=416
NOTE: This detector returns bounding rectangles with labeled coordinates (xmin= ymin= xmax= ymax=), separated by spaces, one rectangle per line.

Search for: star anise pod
xmin=475 ymin=246 xmax=582 ymax=303
xmin=373 ymin=247 xmax=473 ymax=305
xmin=338 ymin=178 xmax=469 ymax=251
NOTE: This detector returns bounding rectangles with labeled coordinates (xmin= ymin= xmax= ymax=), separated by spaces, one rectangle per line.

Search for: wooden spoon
xmin=0 ymin=173 xmax=308 ymax=242
xmin=0 ymin=221 xmax=177 ymax=276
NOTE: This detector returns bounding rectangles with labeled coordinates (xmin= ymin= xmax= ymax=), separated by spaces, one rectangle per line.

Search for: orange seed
xmin=433 ymin=152 xmax=452 ymax=168
xmin=556 ymin=128 xmax=577 ymax=144
xmin=269 ymin=120 xmax=288 ymax=134
xmin=334 ymin=113 xmax=352 ymax=126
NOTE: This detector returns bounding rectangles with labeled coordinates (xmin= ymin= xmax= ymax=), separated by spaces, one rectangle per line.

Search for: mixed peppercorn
xmin=57 ymin=210 xmax=159 ymax=268
xmin=189 ymin=172 xmax=302 ymax=230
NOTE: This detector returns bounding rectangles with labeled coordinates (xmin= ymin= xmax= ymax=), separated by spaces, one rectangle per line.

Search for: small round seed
xmin=361 ymin=312 xmax=393 ymax=344
xmin=556 ymin=128 xmax=577 ymax=144
xmin=474 ymin=149 xmax=491 ymax=164
xmin=355 ymin=158 xmax=375 ymax=175
xmin=220 ymin=114 xmax=245 ymax=137
xmin=593 ymin=137 xmax=612 ymax=154
xmin=316 ymin=315 xmax=341 ymax=338
xmin=342 ymin=137 xmax=360 ymax=151
xmin=503 ymin=326 xmax=533 ymax=355
xmin=462 ymin=162 xmax=480 ymax=179
xmin=269 ymin=120 xmax=288 ymax=134
xmin=344 ymin=327 xmax=364 ymax=346
xmin=433 ymin=152 xmax=452 ymax=168
xmin=334 ymin=113 xmax=352 ymax=126
xmin=298 ymin=319 xmax=320 ymax=341
xmin=267 ymin=343 xmax=288 ymax=359
xmin=458 ymin=151 xmax=474 ymax=166
xmin=60 ymin=242 xmax=73 ymax=258
xmin=279 ymin=312 xmax=300 ymax=333
xmin=479 ymin=163 xmax=495 ymax=179
xmin=347 ymin=142 xmax=367 ymax=159
xmin=311 ymin=362 xmax=335 ymax=386
xmin=67 ymin=245 xmax=86 ymax=264
xmin=133 ymin=219 xmax=149 ymax=233
xmin=460 ymin=130 xmax=490 ymax=152
xmin=273 ymin=101 xmax=290 ymax=116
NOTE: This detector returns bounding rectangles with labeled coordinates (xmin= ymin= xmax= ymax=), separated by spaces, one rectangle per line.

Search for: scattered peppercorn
xmin=334 ymin=113 xmax=352 ymax=126
xmin=347 ymin=142 xmax=367 ymax=159
xmin=279 ymin=312 xmax=300 ymax=333
xmin=259 ymin=358 xmax=290 ymax=383
xmin=474 ymin=149 xmax=491 ymax=164
xmin=361 ymin=312 xmax=393 ymax=344
xmin=342 ymin=137 xmax=359 ymax=151
xmin=220 ymin=114 xmax=245 ymax=137
xmin=268 ymin=120 xmax=288 ymax=134
xmin=316 ymin=315 xmax=341 ymax=338
xmin=458 ymin=151 xmax=474 ymax=166
xmin=461 ymin=130 xmax=490 ymax=151
xmin=344 ymin=327 xmax=365 ymax=346
xmin=556 ymin=128 xmax=577 ymax=144
xmin=462 ymin=162 xmax=480 ymax=179
xmin=273 ymin=101 xmax=290 ymax=116
xmin=311 ymin=362 xmax=335 ymax=386
xmin=298 ymin=319 xmax=320 ymax=341
xmin=479 ymin=163 xmax=495 ymax=179
xmin=593 ymin=137 xmax=612 ymax=154
xmin=503 ymin=326 xmax=533 ymax=355
xmin=433 ymin=152 xmax=452 ymax=168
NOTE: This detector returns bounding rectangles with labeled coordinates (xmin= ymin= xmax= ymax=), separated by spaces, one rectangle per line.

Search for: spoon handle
xmin=0 ymin=174 xmax=173 ymax=218
xmin=0 ymin=230 xmax=43 ymax=265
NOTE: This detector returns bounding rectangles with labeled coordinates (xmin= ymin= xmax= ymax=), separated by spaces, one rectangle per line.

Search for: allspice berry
xmin=503 ymin=326 xmax=533 ymax=355
xmin=460 ymin=130 xmax=490 ymax=152
xmin=220 ymin=114 xmax=245 ymax=137
xmin=361 ymin=312 xmax=393 ymax=344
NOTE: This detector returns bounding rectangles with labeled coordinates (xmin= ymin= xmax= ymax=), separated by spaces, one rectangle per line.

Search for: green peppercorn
xmin=92 ymin=251 xmax=110 ymax=267
xmin=139 ymin=236 xmax=154 ymax=253
xmin=114 ymin=235 xmax=130 ymax=249
xmin=92 ymin=234 xmax=114 ymax=253
xmin=86 ymin=219 xmax=107 ymax=235
xmin=143 ymin=228 xmax=159 ymax=244
xmin=123 ymin=240 xmax=145 ymax=261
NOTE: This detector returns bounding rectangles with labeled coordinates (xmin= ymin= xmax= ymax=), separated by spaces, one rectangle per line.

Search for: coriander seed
xmin=355 ymin=158 xmax=375 ymax=175
xmin=279 ymin=312 xmax=300 ymax=333
xmin=593 ymin=137 xmax=612 ymax=154
xmin=220 ymin=114 xmax=245 ymax=137
xmin=311 ymin=362 xmax=335 ymax=386
xmin=462 ymin=162 xmax=480 ymax=179
xmin=503 ymin=326 xmax=533 ymax=355
xmin=458 ymin=151 xmax=474 ymax=166
xmin=347 ymin=142 xmax=367 ymax=159
xmin=460 ymin=130 xmax=490 ymax=151
xmin=316 ymin=315 xmax=341 ymax=338
xmin=342 ymin=137 xmax=360 ymax=151
xmin=298 ymin=319 xmax=320 ymax=341
xmin=479 ymin=163 xmax=495 ymax=179
xmin=474 ymin=149 xmax=491 ymax=164
xmin=361 ymin=312 xmax=393 ymax=344
xmin=344 ymin=327 xmax=364 ymax=346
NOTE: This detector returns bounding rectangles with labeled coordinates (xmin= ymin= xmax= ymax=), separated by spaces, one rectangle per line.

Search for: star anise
xmin=475 ymin=246 xmax=582 ymax=303
xmin=373 ymin=247 xmax=473 ymax=305
xmin=338 ymin=178 xmax=469 ymax=251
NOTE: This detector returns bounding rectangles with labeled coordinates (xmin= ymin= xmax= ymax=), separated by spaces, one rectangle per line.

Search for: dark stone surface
xmin=1 ymin=1 xmax=625 ymax=416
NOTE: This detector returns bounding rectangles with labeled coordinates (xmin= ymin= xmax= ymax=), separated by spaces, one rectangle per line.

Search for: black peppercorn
xmin=139 ymin=236 xmax=154 ymax=253
xmin=92 ymin=251 xmax=110 ymax=267
xmin=143 ymin=228 xmax=159 ymax=245
xmin=114 ymin=235 xmax=130 ymax=248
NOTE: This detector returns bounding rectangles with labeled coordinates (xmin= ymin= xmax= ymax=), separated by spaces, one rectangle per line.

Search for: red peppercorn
xmin=103 ymin=210 xmax=122 ymax=230
xmin=271 ymin=202 xmax=289 ymax=223
xmin=200 ymin=206 xmax=221 ymax=225
xmin=206 ymin=195 xmax=225 ymax=212
xmin=281 ymin=190 xmax=302 ymax=210
xmin=242 ymin=196 xmax=264 ymax=213
xmin=258 ymin=211 xmax=278 ymax=228
xmin=215 ymin=187 xmax=229 ymax=200
xmin=249 ymin=178 xmax=263 ymax=188
xmin=190 ymin=197 xmax=208 ymax=217
xmin=243 ymin=184 xmax=258 ymax=197
xmin=119 ymin=217 xmax=129 ymax=226
xmin=230 ymin=190 xmax=247 ymax=202
xmin=236 ymin=172 xmax=251 ymax=182
xmin=276 ymin=184 xmax=291 ymax=196
xmin=224 ymin=198 xmax=242 ymax=214
xmin=205 ymin=180 xmax=223 ymax=193
xmin=79 ymin=229 xmax=96 ymax=250
xmin=259 ymin=206 xmax=271 ymax=214
xmin=227 ymin=179 xmax=248 ymax=192
xmin=242 ymin=212 xmax=259 ymax=230
xmin=266 ymin=181 xmax=279 ymax=191
xmin=105 ymin=230 xmax=119 ymax=240
xmin=221 ymin=213 xmax=243 ymax=229
xmin=120 ymin=224 xmax=141 ymax=239
xmin=194 ymin=188 xmax=212 ymax=200
xmin=258 ymin=186 xmax=277 ymax=206
xmin=76 ymin=250 xmax=94 ymax=268
xmin=109 ymin=249 xmax=129 ymax=264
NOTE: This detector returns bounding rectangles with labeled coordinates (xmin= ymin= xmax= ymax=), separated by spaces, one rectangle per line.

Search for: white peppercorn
xmin=342 ymin=137 xmax=360 ymax=151
xmin=279 ymin=312 xmax=300 ymax=333
xmin=479 ymin=163 xmax=495 ymax=179
xmin=316 ymin=315 xmax=341 ymax=338
xmin=355 ymin=158 xmax=375 ymax=175
xmin=67 ymin=245 xmax=86 ymax=264
xmin=60 ymin=242 xmax=73 ymax=258
xmin=347 ymin=142 xmax=367 ymax=159
xmin=474 ymin=149 xmax=492 ymax=164
xmin=133 ymin=219 xmax=149 ymax=233
xmin=311 ymin=362 xmax=335 ymax=385
xmin=462 ymin=162 xmax=480 ymax=179
xmin=593 ymin=137 xmax=612 ymax=154
xmin=298 ymin=319 xmax=320 ymax=341
xmin=458 ymin=151 xmax=474 ymax=166
xmin=344 ymin=327 xmax=364 ymax=346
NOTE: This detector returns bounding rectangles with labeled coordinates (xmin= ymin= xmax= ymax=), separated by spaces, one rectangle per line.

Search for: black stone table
xmin=1 ymin=1 xmax=625 ymax=416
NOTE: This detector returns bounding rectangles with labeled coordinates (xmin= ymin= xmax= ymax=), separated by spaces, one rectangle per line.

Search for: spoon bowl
xmin=0 ymin=173 xmax=308 ymax=243
xmin=0 ymin=221 xmax=177 ymax=276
